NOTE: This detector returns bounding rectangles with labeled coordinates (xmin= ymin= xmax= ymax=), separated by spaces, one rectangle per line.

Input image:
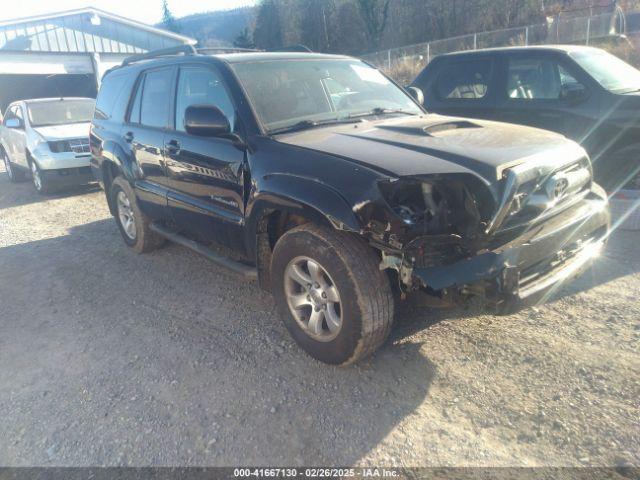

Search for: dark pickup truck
xmin=410 ymin=45 xmax=640 ymax=192
xmin=90 ymin=46 xmax=610 ymax=365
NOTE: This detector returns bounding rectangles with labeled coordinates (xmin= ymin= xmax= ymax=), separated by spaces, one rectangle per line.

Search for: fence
xmin=363 ymin=9 xmax=640 ymax=84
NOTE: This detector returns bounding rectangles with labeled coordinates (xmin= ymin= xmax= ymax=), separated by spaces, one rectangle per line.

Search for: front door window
xmin=506 ymin=58 xmax=583 ymax=100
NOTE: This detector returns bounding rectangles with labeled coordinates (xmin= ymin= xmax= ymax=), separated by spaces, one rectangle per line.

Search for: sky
xmin=0 ymin=0 xmax=256 ymax=25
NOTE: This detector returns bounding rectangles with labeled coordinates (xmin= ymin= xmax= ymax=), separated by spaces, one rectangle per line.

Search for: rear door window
xmin=139 ymin=68 xmax=174 ymax=129
xmin=436 ymin=59 xmax=492 ymax=100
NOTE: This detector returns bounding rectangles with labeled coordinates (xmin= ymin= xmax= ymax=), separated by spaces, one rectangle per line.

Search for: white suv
xmin=1 ymin=97 xmax=95 ymax=194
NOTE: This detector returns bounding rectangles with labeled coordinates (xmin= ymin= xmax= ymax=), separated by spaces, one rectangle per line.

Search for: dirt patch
xmin=0 ymin=165 xmax=638 ymax=467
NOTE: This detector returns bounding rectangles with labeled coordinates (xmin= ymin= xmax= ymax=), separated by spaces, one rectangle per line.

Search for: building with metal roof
xmin=0 ymin=7 xmax=196 ymax=112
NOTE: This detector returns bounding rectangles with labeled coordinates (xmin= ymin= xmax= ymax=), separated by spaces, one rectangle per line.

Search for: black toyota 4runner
xmin=90 ymin=46 xmax=610 ymax=365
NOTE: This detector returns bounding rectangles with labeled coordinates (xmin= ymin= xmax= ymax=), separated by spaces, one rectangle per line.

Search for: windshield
xmin=27 ymin=99 xmax=95 ymax=127
xmin=231 ymin=59 xmax=422 ymax=132
xmin=570 ymin=50 xmax=640 ymax=94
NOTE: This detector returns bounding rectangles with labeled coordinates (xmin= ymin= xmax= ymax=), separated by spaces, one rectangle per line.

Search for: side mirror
xmin=184 ymin=105 xmax=231 ymax=138
xmin=5 ymin=118 xmax=23 ymax=129
xmin=560 ymin=83 xmax=588 ymax=103
xmin=406 ymin=86 xmax=425 ymax=105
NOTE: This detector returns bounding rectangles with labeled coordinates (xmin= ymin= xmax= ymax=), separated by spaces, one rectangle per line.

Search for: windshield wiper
xmin=269 ymin=117 xmax=362 ymax=135
xmin=347 ymin=107 xmax=419 ymax=119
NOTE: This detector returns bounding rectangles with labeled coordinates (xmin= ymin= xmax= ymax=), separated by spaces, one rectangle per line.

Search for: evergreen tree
xmin=253 ymin=0 xmax=284 ymax=50
xmin=162 ymin=0 xmax=181 ymax=33
xmin=234 ymin=28 xmax=256 ymax=49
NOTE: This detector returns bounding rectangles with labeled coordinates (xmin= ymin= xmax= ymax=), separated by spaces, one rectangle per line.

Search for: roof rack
xmin=122 ymin=45 xmax=198 ymax=66
xmin=198 ymin=47 xmax=261 ymax=54
xmin=269 ymin=44 xmax=313 ymax=53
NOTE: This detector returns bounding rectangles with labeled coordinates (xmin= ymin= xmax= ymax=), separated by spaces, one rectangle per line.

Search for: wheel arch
xmin=98 ymin=140 xmax=136 ymax=215
xmin=245 ymin=174 xmax=364 ymax=290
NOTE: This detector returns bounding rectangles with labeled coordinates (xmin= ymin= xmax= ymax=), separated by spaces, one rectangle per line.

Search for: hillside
xmin=171 ymin=7 xmax=255 ymax=47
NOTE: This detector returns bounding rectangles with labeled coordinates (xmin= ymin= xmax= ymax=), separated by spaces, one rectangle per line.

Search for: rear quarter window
xmin=95 ymin=71 xmax=136 ymax=121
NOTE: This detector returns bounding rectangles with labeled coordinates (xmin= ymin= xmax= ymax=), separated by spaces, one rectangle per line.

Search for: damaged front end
xmin=356 ymin=173 xmax=496 ymax=290
xmin=357 ymin=160 xmax=610 ymax=312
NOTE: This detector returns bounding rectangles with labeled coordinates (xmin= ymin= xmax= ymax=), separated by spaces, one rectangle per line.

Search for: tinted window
xmin=175 ymin=66 xmax=235 ymax=132
xmin=140 ymin=68 xmax=173 ymax=129
xmin=436 ymin=60 xmax=491 ymax=99
xmin=507 ymin=58 xmax=582 ymax=100
xmin=95 ymin=73 xmax=129 ymax=120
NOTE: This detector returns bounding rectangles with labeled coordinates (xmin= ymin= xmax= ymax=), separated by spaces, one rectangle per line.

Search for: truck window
xmin=506 ymin=58 xmax=581 ymax=100
xmin=436 ymin=60 xmax=491 ymax=100
xmin=140 ymin=68 xmax=173 ymax=129
xmin=175 ymin=66 xmax=235 ymax=132
xmin=95 ymin=73 xmax=130 ymax=120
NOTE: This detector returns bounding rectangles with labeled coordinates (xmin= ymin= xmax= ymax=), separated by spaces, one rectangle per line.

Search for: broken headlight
xmin=378 ymin=176 xmax=493 ymax=237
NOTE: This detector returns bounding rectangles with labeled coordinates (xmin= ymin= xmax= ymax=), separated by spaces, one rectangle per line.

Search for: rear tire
xmin=110 ymin=176 xmax=165 ymax=253
xmin=2 ymin=150 xmax=25 ymax=182
xmin=271 ymin=224 xmax=394 ymax=366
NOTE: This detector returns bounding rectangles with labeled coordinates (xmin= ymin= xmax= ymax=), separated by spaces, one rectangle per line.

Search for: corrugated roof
xmin=0 ymin=7 xmax=196 ymax=54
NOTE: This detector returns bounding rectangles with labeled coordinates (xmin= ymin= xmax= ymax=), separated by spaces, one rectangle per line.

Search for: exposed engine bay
xmin=377 ymin=176 xmax=493 ymax=239
xmin=368 ymin=160 xmax=602 ymax=297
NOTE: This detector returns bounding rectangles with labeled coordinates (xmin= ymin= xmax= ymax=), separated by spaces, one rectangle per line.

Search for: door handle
xmin=165 ymin=139 xmax=181 ymax=154
xmin=123 ymin=131 xmax=134 ymax=143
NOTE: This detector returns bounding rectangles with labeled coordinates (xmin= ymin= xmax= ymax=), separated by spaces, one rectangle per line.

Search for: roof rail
xmin=122 ymin=45 xmax=198 ymax=66
xmin=198 ymin=47 xmax=261 ymax=54
xmin=269 ymin=44 xmax=313 ymax=53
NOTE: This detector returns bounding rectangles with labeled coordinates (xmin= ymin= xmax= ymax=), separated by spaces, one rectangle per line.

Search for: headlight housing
xmin=48 ymin=140 xmax=72 ymax=153
xmin=378 ymin=175 xmax=494 ymax=237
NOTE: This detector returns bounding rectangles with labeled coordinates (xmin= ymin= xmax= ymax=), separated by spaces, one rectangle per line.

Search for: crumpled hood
xmin=33 ymin=122 xmax=91 ymax=141
xmin=276 ymin=114 xmax=586 ymax=182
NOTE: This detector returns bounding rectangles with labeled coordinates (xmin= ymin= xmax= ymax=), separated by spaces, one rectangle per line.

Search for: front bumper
xmin=33 ymin=148 xmax=91 ymax=171
xmin=411 ymin=187 xmax=610 ymax=313
xmin=33 ymin=149 xmax=94 ymax=188
xmin=40 ymin=166 xmax=94 ymax=188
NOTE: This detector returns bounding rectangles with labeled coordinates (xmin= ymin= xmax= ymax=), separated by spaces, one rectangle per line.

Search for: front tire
xmin=110 ymin=176 xmax=164 ymax=253
xmin=271 ymin=224 xmax=394 ymax=366
xmin=30 ymin=160 xmax=52 ymax=194
xmin=2 ymin=150 xmax=25 ymax=182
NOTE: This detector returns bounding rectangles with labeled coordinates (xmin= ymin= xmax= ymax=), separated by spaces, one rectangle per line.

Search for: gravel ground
xmin=0 ymin=164 xmax=638 ymax=468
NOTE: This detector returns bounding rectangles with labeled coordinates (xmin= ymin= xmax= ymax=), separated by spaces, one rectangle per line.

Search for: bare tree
xmin=355 ymin=0 xmax=391 ymax=49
